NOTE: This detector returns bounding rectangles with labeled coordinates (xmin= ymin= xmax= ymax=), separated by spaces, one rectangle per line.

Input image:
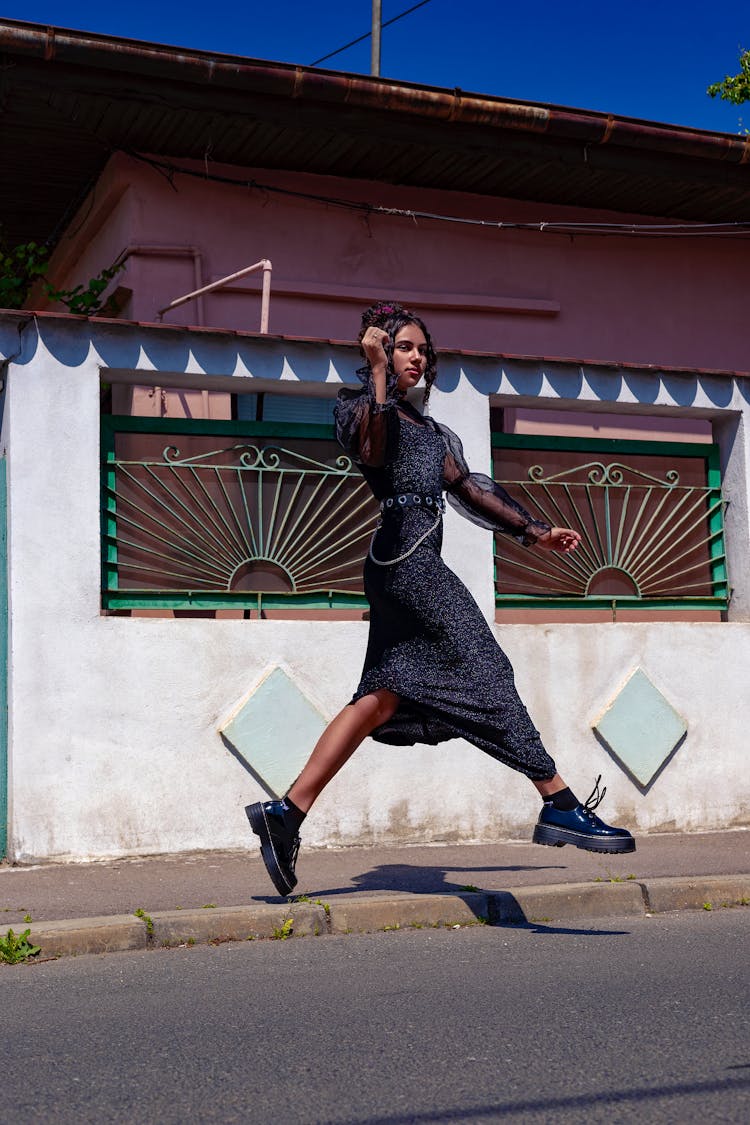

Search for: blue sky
xmin=3 ymin=1 xmax=748 ymax=133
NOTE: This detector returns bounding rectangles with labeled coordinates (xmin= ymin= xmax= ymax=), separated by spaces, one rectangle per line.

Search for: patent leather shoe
xmin=533 ymin=777 xmax=635 ymax=854
xmin=245 ymin=799 xmax=300 ymax=896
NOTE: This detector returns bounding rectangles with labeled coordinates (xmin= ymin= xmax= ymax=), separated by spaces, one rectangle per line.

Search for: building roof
xmin=3 ymin=308 xmax=747 ymax=381
xmin=2 ymin=17 xmax=749 ymax=248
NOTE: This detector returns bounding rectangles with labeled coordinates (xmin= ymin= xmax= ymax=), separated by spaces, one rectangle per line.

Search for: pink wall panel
xmin=46 ymin=153 xmax=746 ymax=375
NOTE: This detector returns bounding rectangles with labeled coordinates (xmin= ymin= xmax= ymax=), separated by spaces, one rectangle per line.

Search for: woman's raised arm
xmin=334 ymin=327 xmax=400 ymax=466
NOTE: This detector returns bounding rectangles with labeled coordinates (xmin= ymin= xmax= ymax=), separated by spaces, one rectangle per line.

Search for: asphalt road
xmin=2 ymin=910 xmax=749 ymax=1124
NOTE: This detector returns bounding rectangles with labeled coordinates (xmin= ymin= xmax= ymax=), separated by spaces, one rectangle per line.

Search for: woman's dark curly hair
xmin=358 ymin=300 xmax=438 ymax=404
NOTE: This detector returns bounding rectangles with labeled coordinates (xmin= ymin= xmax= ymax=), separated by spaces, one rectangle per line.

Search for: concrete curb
xmin=495 ymin=881 xmax=646 ymax=923
xmin=329 ymin=893 xmax=488 ymax=934
xmin=17 ymin=874 xmax=750 ymax=962
xmin=25 ymin=915 xmax=149 ymax=959
xmin=639 ymin=874 xmax=750 ymax=914
xmin=151 ymin=903 xmax=328 ymax=946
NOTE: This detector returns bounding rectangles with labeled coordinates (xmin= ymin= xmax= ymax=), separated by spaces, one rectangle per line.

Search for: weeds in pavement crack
xmin=134 ymin=908 xmax=154 ymax=936
xmin=293 ymin=894 xmax=331 ymax=917
xmin=0 ymin=927 xmax=41 ymax=965
xmin=272 ymin=918 xmax=294 ymax=941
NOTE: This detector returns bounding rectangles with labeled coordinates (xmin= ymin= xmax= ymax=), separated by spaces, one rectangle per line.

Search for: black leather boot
xmin=533 ymin=777 xmax=636 ymax=854
xmin=245 ymin=800 xmax=301 ymax=895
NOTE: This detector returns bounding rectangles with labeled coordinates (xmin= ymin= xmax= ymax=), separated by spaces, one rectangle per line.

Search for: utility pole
xmin=371 ymin=0 xmax=382 ymax=76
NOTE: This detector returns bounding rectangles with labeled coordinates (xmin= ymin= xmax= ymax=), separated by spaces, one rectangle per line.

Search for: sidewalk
xmin=1 ymin=829 xmax=748 ymax=959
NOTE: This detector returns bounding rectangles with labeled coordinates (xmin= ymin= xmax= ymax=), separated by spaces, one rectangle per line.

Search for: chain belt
xmin=369 ymin=493 xmax=445 ymax=567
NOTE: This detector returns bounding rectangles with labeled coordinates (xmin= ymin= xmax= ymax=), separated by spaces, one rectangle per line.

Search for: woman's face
xmin=392 ymin=324 xmax=428 ymax=395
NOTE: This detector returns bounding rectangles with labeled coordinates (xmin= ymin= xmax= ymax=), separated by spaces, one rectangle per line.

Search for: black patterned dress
xmin=334 ymin=375 xmax=558 ymax=782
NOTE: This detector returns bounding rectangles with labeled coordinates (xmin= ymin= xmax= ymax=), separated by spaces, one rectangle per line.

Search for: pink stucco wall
xmin=42 ymin=153 xmax=746 ymax=375
xmin=506 ymin=407 xmax=711 ymax=442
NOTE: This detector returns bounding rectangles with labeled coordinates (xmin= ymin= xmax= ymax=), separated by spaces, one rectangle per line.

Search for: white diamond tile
xmin=593 ymin=667 xmax=687 ymax=789
xmin=220 ymin=667 xmax=326 ymax=798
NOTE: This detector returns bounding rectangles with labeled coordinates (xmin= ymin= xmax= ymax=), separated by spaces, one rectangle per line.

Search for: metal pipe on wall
xmin=157 ymin=259 xmax=272 ymax=334
xmin=116 ymin=245 xmax=206 ymax=324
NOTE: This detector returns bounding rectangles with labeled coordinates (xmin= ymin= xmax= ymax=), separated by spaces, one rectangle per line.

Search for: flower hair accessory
xmin=363 ymin=300 xmax=410 ymax=328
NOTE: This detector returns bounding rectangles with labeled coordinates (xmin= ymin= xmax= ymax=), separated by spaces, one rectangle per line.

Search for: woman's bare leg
xmin=287 ymin=688 xmax=400 ymax=813
xmin=290 ymin=716 xmax=566 ymax=813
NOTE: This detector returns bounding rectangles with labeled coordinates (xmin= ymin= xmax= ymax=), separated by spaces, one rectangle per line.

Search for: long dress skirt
xmin=351 ymin=417 xmax=557 ymax=782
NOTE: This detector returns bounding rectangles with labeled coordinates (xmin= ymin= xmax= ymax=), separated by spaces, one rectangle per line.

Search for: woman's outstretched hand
xmin=536 ymin=527 xmax=582 ymax=553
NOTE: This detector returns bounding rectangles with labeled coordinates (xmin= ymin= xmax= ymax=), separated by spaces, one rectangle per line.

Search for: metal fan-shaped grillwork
xmin=494 ymin=459 xmax=727 ymax=604
xmin=104 ymin=441 xmax=378 ymax=603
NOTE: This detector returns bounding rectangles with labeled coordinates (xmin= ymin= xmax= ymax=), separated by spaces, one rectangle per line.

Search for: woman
xmin=247 ymin=301 xmax=634 ymax=896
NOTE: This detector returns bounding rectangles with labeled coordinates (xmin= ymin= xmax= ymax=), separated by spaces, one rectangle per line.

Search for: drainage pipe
xmin=115 ymin=245 xmax=205 ymax=324
xmin=157 ymin=259 xmax=272 ymax=333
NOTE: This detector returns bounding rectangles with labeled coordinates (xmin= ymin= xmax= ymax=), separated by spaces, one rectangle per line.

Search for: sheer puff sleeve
xmin=436 ymin=421 xmax=551 ymax=546
xmin=333 ymin=364 xmax=399 ymax=466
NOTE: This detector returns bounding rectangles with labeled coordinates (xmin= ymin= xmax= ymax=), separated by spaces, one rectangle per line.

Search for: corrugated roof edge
xmin=1 ymin=18 xmax=749 ymax=166
xmin=1 ymin=308 xmax=747 ymax=380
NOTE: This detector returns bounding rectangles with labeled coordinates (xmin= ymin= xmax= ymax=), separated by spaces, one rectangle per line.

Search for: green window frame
xmin=491 ymin=434 xmax=728 ymax=614
xmin=101 ymin=416 xmax=374 ymax=613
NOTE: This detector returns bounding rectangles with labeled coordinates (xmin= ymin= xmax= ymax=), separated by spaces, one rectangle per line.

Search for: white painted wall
xmin=2 ymin=314 xmax=749 ymax=861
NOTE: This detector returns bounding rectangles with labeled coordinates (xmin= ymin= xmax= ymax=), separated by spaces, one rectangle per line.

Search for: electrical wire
xmin=310 ymin=0 xmax=434 ymax=67
xmin=128 ymin=152 xmax=750 ymax=239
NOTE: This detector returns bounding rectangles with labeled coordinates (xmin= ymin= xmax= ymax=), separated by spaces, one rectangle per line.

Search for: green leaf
xmin=45 ymin=257 xmax=125 ymax=315
xmin=0 ymin=926 xmax=41 ymax=963
xmin=707 ymin=48 xmax=750 ymax=105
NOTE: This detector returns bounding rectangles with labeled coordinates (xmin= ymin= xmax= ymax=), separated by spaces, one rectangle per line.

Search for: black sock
xmin=280 ymin=796 xmax=306 ymax=830
xmin=545 ymin=787 xmax=579 ymax=811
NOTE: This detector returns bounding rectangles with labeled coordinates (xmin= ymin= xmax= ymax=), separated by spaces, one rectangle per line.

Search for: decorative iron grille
xmin=101 ymin=418 xmax=377 ymax=611
xmin=492 ymin=436 xmax=728 ymax=612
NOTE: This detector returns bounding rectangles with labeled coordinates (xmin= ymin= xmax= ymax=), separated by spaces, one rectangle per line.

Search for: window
xmin=491 ymin=433 xmax=728 ymax=622
xmin=236 ymin=392 xmax=336 ymax=426
xmin=101 ymin=395 xmax=376 ymax=618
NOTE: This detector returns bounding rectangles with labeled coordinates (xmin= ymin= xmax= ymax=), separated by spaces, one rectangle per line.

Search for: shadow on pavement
xmin=251 ymin=860 xmax=632 ymax=936
xmin=253 ymin=860 xmax=567 ymax=900
xmin=344 ymin=1074 xmax=750 ymax=1124
xmin=502 ymin=920 xmax=631 ymax=936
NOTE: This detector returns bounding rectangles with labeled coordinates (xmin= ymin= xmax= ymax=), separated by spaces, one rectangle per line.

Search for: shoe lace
xmin=583 ymin=775 xmax=607 ymax=816
xmin=289 ymin=834 xmax=300 ymax=869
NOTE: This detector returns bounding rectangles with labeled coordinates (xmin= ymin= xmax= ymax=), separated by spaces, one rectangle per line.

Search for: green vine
xmin=46 ymin=261 xmax=125 ymax=316
xmin=0 ymin=242 xmax=49 ymax=310
xmin=0 ymin=240 xmax=124 ymax=314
